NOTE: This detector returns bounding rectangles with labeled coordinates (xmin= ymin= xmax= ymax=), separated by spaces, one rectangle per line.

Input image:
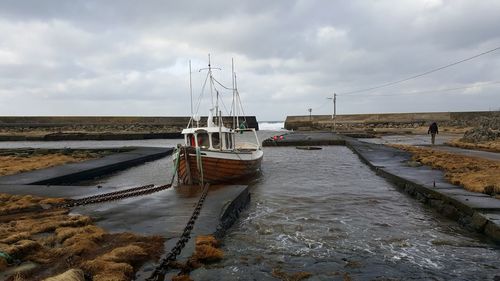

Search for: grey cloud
xmin=0 ymin=0 xmax=499 ymax=120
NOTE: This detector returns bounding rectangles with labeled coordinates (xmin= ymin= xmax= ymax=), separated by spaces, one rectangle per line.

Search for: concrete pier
xmin=0 ymin=147 xmax=172 ymax=185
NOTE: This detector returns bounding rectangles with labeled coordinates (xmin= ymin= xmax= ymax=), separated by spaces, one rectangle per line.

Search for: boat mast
xmin=234 ymin=72 xmax=240 ymax=129
xmin=231 ymin=58 xmax=236 ymax=130
xmin=189 ymin=60 xmax=193 ymax=128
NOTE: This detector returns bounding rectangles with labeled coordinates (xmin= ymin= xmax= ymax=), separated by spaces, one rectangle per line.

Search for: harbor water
xmin=1 ymin=131 xmax=499 ymax=280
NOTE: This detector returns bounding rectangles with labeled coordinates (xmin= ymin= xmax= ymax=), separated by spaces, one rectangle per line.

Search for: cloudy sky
xmin=0 ymin=0 xmax=499 ymax=120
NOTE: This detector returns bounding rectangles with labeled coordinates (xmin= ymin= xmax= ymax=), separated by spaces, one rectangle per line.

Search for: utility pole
xmin=327 ymin=93 xmax=337 ymax=132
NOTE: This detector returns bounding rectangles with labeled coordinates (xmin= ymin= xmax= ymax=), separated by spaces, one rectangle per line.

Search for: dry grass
xmin=271 ymin=268 xmax=313 ymax=281
xmin=172 ymin=275 xmax=193 ymax=281
xmin=42 ymin=269 xmax=85 ymax=281
xmin=0 ymin=193 xmax=165 ymax=281
xmin=0 ymin=153 xmax=94 ymax=177
xmin=392 ymin=145 xmax=500 ymax=194
xmin=192 ymin=235 xmax=223 ymax=263
xmin=0 ymin=193 xmax=67 ymax=216
xmin=167 ymin=235 xmax=225 ymax=279
xmin=447 ymin=139 xmax=500 ymax=153
xmin=0 ymin=256 xmax=8 ymax=271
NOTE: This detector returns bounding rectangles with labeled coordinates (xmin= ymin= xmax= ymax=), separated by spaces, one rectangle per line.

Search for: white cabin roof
xmin=181 ymin=126 xmax=232 ymax=134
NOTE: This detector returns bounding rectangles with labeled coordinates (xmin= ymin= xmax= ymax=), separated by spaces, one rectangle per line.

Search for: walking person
xmin=428 ymin=122 xmax=439 ymax=145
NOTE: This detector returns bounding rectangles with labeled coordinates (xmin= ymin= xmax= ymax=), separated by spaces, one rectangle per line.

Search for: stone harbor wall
xmin=284 ymin=111 xmax=499 ymax=131
xmin=0 ymin=116 xmax=259 ymax=140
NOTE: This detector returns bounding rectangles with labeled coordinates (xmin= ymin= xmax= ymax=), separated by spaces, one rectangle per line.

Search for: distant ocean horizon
xmin=258 ymin=121 xmax=286 ymax=131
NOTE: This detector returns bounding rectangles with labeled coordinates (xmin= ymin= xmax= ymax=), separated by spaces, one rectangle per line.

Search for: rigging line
xmin=194 ymin=70 xmax=211 ymax=116
xmin=312 ymin=102 xmax=329 ymax=110
xmin=236 ymin=90 xmax=247 ymax=120
xmin=342 ymin=81 xmax=500 ymax=98
xmin=212 ymin=76 xmax=235 ymax=90
xmin=212 ymin=83 xmax=232 ymax=116
xmin=342 ymin=45 xmax=500 ymax=95
xmin=219 ymin=93 xmax=231 ymax=116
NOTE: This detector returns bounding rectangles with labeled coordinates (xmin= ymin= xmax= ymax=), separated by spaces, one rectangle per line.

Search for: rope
xmin=195 ymin=147 xmax=204 ymax=187
xmin=172 ymin=146 xmax=181 ymax=181
xmin=0 ymin=251 xmax=13 ymax=264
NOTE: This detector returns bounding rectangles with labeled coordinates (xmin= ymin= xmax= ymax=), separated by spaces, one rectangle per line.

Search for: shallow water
xmin=193 ymin=145 xmax=500 ymax=280
xmin=1 ymin=133 xmax=498 ymax=280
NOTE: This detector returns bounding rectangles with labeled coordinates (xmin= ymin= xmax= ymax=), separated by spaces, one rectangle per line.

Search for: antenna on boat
xmin=234 ymin=72 xmax=240 ymax=129
xmin=199 ymin=54 xmax=221 ymax=127
xmin=189 ymin=59 xmax=193 ymax=127
xmin=231 ymin=58 xmax=236 ymax=130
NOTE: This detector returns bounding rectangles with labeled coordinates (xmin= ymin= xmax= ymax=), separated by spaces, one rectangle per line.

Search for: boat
xmin=296 ymin=146 xmax=322 ymax=150
xmin=174 ymin=56 xmax=263 ymax=185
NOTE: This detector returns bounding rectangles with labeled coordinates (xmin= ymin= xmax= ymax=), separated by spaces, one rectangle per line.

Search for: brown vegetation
xmin=0 ymin=193 xmax=66 ymax=215
xmin=43 ymin=269 xmax=85 ymax=281
xmin=447 ymin=139 xmax=500 ymax=153
xmin=0 ymin=193 xmax=164 ymax=281
xmin=392 ymin=145 xmax=500 ymax=195
xmin=192 ymin=235 xmax=223 ymax=263
xmin=167 ymin=235 xmax=224 ymax=279
xmin=271 ymin=268 xmax=312 ymax=281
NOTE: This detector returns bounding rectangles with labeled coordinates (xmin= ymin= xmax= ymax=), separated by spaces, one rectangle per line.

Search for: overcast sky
xmin=0 ymin=0 xmax=499 ymax=120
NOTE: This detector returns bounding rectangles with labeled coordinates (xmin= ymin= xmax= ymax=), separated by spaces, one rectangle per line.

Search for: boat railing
xmin=235 ymin=142 xmax=260 ymax=150
xmin=234 ymin=128 xmax=261 ymax=150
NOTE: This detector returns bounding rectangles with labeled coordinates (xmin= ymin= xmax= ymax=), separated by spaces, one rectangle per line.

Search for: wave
xmin=259 ymin=122 xmax=286 ymax=131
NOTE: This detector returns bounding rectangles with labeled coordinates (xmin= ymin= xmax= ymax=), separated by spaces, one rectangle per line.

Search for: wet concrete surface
xmin=262 ymin=131 xmax=345 ymax=146
xmin=0 ymin=147 xmax=172 ymax=185
xmin=361 ymin=133 xmax=461 ymax=146
xmin=428 ymin=145 xmax=500 ymax=162
xmin=362 ymin=133 xmax=500 ymax=161
xmin=0 ymin=184 xmax=109 ymax=198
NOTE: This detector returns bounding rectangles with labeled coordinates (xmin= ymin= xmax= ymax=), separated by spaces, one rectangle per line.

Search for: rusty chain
xmin=146 ymin=183 xmax=210 ymax=281
xmin=61 ymin=184 xmax=153 ymax=205
xmin=55 ymin=147 xmax=183 ymax=209
xmin=59 ymin=183 xmax=173 ymax=208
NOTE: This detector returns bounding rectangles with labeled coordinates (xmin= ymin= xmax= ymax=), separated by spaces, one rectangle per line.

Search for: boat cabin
xmin=182 ymin=127 xmax=234 ymax=150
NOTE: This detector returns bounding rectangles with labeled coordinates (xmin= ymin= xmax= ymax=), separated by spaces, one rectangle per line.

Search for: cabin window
xmin=197 ymin=132 xmax=210 ymax=148
xmin=187 ymin=134 xmax=195 ymax=146
xmin=211 ymin=133 xmax=220 ymax=149
xmin=225 ymin=133 xmax=232 ymax=149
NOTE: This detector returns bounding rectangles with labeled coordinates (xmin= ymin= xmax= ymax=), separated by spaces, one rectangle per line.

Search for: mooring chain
xmin=61 ymin=184 xmax=173 ymax=208
xmin=66 ymin=184 xmax=154 ymax=204
xmin=146 ymin=183 xmax=210 ymax=281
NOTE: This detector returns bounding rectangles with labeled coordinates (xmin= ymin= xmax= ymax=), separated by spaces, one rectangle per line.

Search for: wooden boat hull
xmin=176 ymin=147 xmax=262 ymax=184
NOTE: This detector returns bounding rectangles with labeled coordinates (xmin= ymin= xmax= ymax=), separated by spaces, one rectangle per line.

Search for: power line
xmin=341 ymin=45 xmax=500 ymax=95
xmin=342 ymin=81 xmax=500 ymax=98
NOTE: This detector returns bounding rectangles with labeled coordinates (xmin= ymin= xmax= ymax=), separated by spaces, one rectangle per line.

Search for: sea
xmin=258 ymin=121 xmax=286 ymax=131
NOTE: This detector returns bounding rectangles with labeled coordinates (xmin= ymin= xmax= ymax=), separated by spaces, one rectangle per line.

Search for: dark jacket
xmin=428 ymin=122 xmax=438 ymax=134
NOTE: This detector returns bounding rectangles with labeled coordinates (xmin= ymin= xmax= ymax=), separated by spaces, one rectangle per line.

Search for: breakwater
xmin=0 ymin=116 xmax=259 ymax=141
xmin=285 ymin=111 xmax=499 ymax=131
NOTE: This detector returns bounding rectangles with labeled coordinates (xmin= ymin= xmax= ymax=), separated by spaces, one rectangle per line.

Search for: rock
xmin=484 ymin=221 xmax=500 ymax=243
xmin=470 ymin=212 xmax=488 ymax=231
xmin=462 ymin=126 xmax=500 ymax=143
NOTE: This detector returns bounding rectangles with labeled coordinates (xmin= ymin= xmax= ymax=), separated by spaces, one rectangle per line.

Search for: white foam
xmin=259 ymin=122 xmax=286 ymax=131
